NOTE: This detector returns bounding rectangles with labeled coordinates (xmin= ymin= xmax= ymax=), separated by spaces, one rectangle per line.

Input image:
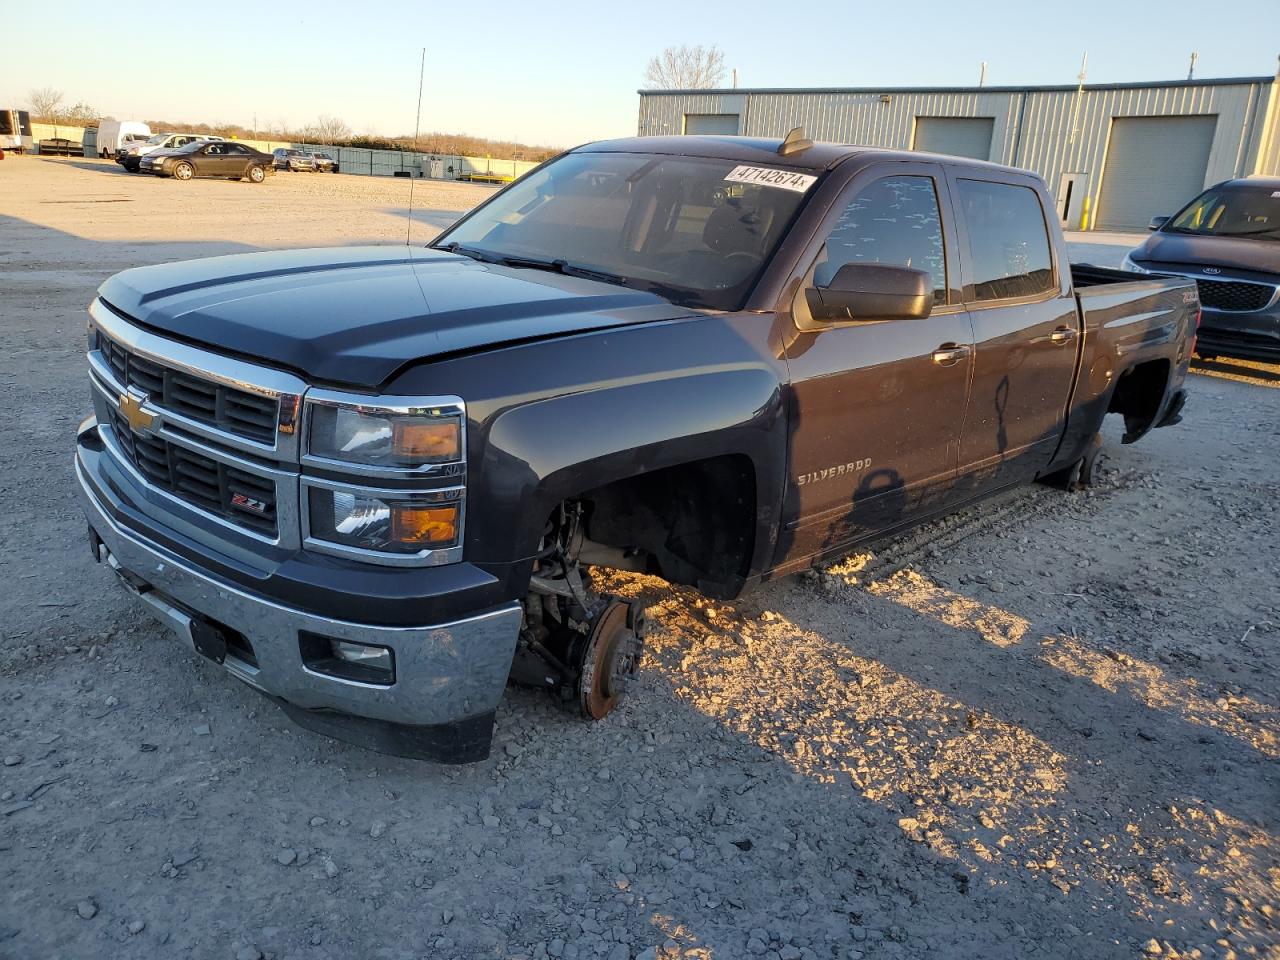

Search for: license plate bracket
xmin=190 ymin=619 xmax=227 ymax=665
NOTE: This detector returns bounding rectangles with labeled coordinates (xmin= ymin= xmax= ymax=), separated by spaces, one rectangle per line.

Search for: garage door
xmin=913 ymin=117 xmax=994 ymax=160
xmin=1097 ymin=116 xmax=1217 ymax=230
xmin=684 ymin=114 xmax=740 ymax=135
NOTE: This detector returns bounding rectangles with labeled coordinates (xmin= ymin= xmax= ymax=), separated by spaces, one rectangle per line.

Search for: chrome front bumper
xmin=77 ymin=440 xmax=522 ymax=762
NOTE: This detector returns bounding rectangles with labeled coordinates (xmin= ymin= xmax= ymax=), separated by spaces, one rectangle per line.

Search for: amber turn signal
xmin=392 ymin=418 xmax=460 ymax=462
xmin=390 ymin=503 xmax=459 ymax=548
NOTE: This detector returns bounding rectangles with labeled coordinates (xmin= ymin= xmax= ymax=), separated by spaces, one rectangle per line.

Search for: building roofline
xmin=637 ymin=75 xmax=1275 ymax=97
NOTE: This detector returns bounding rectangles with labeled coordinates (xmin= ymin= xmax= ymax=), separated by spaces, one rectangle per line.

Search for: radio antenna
xmin=406 ymin=47 xmax=426 ymax=246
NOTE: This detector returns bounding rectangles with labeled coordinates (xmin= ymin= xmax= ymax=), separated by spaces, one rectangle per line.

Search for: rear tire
xmin=247 ymin=164 xmax=265 ymax=184
xmin=1038 ymin=433 xmax=1104 ymax=492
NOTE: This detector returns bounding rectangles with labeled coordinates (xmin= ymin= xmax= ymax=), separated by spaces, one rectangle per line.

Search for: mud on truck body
xmin=76 ymin=134 xmax=1198 ymax=761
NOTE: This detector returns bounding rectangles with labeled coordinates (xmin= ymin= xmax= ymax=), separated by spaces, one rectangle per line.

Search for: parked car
xmin=76 ymin=135 xmax=1196 ymax=762
xmin=118 ymin=133 xmax=223 ymax=172
xmin=140 ymin=141 xmax=274 ymax=183
xmin=272 ymin=148 xmax=315 ymax=172
xmin=309 ymin=151 xmax=339 ymax=173
xmin=96 ymin=120 xmax=151 ymax=158
xmin=1122 ymin=177 xmax=1279 ymax=363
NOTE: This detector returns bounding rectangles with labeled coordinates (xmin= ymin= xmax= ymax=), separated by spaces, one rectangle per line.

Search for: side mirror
xmin=1148 ymin=216 xmax=1169 ymax=232
xmin=805 ymin=263 xmax=933 ymax=322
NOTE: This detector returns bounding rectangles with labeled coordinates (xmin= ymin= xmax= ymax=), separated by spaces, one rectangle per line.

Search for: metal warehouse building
xmin=637 ymin=73 xmax=1280 ymax=231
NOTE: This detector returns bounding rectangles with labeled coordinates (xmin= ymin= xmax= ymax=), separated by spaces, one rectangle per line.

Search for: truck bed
xmin=1065 ymin=262 xmax=1198 ymax=446
xmin=1070 ymin=263 xmax=1198 ymax=358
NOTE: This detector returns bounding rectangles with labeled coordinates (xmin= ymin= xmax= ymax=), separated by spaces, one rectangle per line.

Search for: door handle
xmin=931 ymin=344 xmax=971 ymax=366
xmin=1049 ymin=326 xmax=1079 ymax=344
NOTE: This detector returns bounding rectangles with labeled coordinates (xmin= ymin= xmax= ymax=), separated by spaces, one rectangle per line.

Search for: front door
xmin=777 ymin=166 xmax=974 ymax=566
xmin=949 ymin=175 xmax=1081 ymax=493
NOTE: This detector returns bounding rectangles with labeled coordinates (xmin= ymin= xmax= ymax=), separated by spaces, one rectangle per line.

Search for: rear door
xmin=950 ymin=174 xmax=1080 ymax=492
xmin=777 ymin=162 xmax=974 ymax=563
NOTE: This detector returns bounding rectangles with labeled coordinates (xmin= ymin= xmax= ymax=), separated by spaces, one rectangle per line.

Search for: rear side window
xmin=816 ymin=176 xmax=948 ymax=304
xmin=958 ymin=179 xmax=1054 ymax=302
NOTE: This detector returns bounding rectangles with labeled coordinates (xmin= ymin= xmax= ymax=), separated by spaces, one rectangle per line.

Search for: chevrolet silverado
xmin=76 ymin=134 xmax=1198 ymax=762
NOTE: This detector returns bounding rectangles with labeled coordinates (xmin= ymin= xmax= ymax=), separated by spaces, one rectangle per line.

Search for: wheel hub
xmin=578 ymin=600 xmax=644 ymax=720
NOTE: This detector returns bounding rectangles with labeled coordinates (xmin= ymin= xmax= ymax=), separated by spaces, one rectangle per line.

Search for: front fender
xmin=387 ymin=313 xmax=791 ymax=578
xmin=482 ymin=365 xmax=786 ymax=565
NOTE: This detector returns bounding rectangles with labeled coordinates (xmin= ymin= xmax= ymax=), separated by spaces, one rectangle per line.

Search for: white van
xmin=96 ymin=120 xmax=151 ymax=158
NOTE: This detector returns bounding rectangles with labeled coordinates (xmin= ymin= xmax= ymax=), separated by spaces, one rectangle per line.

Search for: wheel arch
xmin=469 ymin=367 xmax=788 ymax=595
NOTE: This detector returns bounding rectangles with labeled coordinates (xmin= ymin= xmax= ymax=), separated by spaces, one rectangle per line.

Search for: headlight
xmin=305 ymin=483 xmax=461 ymax=559
xmin=152 ymin=156 xmax=166 ymax=165
xmin=305 ymin=396 xmax=463 ymax=470
xmin=1120 ymin=254 xmax=1150 ymax=274
xmin=301 ymin=391 xmax=467 ymax=565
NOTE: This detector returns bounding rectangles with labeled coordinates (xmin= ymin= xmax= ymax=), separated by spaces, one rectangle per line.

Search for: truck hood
xmin=97 ymin=246 xmax=694 ymax=388
xmin=1134 ymin=232 xmax=1280 ymax=276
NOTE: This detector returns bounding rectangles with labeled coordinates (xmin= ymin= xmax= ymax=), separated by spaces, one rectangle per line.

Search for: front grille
xmin=97 ymin=330 xmax=279 ymax=444
xmin=108 ymin=410 xmax=279 ymax=536
xmin=1194 ymin=278 xmax=1276 ymax=313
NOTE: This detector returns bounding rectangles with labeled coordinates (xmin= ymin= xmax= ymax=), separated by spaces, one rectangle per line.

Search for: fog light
xmin=299 ymin=632 xmax=395 ymax=685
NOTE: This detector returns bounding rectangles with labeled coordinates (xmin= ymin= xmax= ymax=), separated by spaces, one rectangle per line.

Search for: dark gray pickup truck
xmin=76 ymin=135 xmax=1198 ymax=761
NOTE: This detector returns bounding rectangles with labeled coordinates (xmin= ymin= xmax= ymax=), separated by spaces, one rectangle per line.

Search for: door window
xmin=815 ymin=176 xmax=948 ymax=304
xmin=957 ymin=179 xmax=1055 ymax=302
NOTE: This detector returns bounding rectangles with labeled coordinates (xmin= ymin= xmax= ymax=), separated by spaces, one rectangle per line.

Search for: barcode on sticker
xmin=724 ymin=165 xmax=817 ymax=193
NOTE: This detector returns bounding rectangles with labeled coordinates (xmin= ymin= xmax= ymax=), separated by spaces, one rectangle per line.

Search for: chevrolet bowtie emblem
xmin=119 ymin=392 xmax=157 ymax=434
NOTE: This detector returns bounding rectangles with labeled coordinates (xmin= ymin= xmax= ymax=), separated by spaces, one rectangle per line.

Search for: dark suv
xmin=1123 ymin=178 xmax=1280 ymax=363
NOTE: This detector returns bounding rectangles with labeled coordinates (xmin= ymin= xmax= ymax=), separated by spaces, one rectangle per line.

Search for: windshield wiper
xmin=431 ymin=241 xmax=506 ymax=264
xmin=485 ymin=254 xmax=636 ymax=288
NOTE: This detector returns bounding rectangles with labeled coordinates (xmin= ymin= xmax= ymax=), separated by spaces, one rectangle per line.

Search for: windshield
xmin=1167 ymin=185 xmax=1280 ymax=240
xmin=433 ymin=151 xmax=817 ymax=310
xmin=173 ymin=141 xmax=204 ymax=154
xmin=145 ymin=134 xmax=168 ymax=145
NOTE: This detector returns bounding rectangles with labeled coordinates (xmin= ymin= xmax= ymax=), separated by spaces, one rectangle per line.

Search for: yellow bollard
xmin=1079 ymin=196 xmax=1091 ymax=232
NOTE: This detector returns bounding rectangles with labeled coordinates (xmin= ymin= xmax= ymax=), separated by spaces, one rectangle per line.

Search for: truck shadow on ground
xmin=584 ymin=457 xmax=1276 ymax=956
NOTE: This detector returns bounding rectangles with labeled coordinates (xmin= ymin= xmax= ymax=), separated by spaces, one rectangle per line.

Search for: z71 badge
xmin=230 ymin=492 xmax=269 ymax=515
xmin=797 ymin=459 xmax=872 ymax=486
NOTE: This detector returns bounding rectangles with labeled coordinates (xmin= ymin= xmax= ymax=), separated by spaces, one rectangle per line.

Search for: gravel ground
xmin=2 ymin=157 xmax=1277 ymax=960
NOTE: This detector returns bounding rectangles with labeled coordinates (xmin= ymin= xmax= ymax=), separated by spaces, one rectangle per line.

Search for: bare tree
xmin=62 ymin=101 xmax=99 ymax=125
xmin=301 ymin=114 xmax=351 ymax=145
xmin=27 ymin=85 xmax=64 ymax=122
xmin=643 ymin=45 xmax=726 ymax=89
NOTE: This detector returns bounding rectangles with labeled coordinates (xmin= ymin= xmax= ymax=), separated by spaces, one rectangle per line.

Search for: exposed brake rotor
xmin=577 ymin=600 xmax=644 ymax=720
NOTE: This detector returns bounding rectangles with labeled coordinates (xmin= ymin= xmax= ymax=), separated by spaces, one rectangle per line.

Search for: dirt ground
xmin=1 ymin=157 xmax=1277 ymax=960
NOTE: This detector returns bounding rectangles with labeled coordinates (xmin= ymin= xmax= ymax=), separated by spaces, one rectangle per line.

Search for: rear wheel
xmin=173 ymin=161 xmax=194 ymax=181
xmin=1038 ymin=433 xmax=1104 ymax=492
xmin=247 ymin=164 xmax=265 ymax=184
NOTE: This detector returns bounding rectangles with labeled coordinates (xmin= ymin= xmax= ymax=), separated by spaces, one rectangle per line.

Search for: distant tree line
xmin=21 ymin=86 xmax=561 ymax=162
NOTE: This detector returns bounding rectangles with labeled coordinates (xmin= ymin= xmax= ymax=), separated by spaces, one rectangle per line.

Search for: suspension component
xmin=510 ymin=502 xmax=645 ymax=718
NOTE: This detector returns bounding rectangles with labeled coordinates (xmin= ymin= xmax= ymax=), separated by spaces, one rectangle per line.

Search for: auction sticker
xmin=724 ymin=165 xmax=817 ymax=193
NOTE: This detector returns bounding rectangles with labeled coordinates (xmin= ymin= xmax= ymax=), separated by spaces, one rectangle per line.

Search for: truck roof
xmin=576 ymin=135 xmax=1030 ymax=178
xmin=1235 ymin=175 xmax=1280 ymax=189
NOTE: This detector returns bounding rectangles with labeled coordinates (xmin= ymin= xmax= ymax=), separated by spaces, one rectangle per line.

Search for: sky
xmin=4 ymin=0 xmax=1278 ymax=147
